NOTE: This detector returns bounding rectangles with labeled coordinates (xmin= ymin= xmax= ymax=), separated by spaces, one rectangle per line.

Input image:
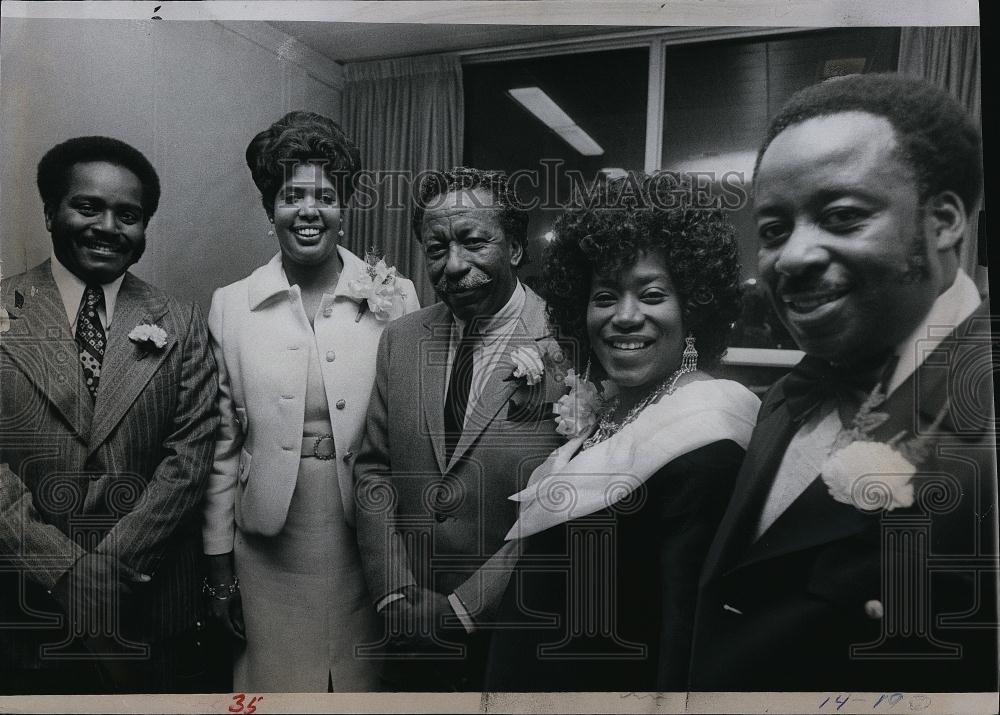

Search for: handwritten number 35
xmin=229 ymin=694 xmax=263 ymax=714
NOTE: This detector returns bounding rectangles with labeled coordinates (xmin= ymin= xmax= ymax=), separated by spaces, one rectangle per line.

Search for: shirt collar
xmin=454 ymin=280 xmax=525 ymax=345
xmin=49 ymin=251 xmax=126 ymax=328
xmin=886 ymin=269 xmax=981 ymax=396
xmin=248 ymin=245 xmax=366 ymax=311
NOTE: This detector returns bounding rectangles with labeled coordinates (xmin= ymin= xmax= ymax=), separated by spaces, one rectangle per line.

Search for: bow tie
xmin=783 ymin=352 xmax=898 ymax=422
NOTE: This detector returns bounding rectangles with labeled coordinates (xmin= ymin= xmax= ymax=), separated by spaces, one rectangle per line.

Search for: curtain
xmin=342 ymin=55 xmax=464 ymax=305
xmin=898 ymin=27 xmax=984 ymax=290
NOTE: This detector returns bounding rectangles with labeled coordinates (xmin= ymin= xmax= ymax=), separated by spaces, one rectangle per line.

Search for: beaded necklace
xmin=581 ymin=365 xmax=694 ymax=451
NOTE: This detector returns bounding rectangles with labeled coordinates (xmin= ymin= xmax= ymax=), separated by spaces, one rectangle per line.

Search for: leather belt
xmin=302 ymin=433 xmax=335 ymax=459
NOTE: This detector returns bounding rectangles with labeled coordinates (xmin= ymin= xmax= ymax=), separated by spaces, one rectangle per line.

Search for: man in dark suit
xmin=689 ymin=73 xmax=998 ymax=692
xmin=0 ymin=136 xmax=218 ymax=693
xmin=354 ymin=168 xmax=565 ymax=690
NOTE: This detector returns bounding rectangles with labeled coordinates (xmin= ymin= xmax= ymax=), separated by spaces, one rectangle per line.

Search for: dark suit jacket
xmin=689 ymin=303 xmax=998 ymax=692
xmin=484 ymin=439 xmax=745 ymax=692
xmin=353 ymin=288 xmax=565 ymax=686
xmin=0 ymin=261 xmax=218 ymax=672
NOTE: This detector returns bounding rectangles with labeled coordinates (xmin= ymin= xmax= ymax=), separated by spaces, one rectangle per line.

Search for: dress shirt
xmin=447 ymin=281 xmax=527 ymax=431
xmin=756 ymin=270 xmax=982 ymax=538
xmin=885 ymin=270 xmax=982 ymax=395
xmin=50 ymin=252 xmax=125 ymax=332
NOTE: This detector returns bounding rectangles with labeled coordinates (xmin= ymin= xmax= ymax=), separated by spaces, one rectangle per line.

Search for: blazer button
xmin=326 ymin=350 xmax=336 ymax=362
xmin=323 ymin=307 xmax=333 ymax=317
xmin=864 ymin=599 xmax=884 ymax=620
xmin=335 ymin=399 xmax=346 ymax=410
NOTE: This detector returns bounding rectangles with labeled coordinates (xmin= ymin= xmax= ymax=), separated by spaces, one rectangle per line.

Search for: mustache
xmin=435 ymin=272 xmax=492 ymax=295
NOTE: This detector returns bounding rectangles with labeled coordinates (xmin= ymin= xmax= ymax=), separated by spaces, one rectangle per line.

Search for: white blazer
xmin=202 ymin=247 xmax=420 ymax=555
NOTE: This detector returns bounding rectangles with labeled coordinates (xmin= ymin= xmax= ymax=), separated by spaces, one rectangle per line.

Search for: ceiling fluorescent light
xmin=508 ymin=87 xmax=604 ymax=156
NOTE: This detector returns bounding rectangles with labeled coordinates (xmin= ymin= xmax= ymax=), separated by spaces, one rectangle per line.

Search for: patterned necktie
xmin=444 ymin=327 xmax=477 ymax=460
xmin=76 ymin=285 xmax=107 ymax=400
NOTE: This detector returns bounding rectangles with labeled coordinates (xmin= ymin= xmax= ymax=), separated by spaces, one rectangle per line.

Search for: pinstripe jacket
xmin=0 ymin=260 xmax=218 ymax=670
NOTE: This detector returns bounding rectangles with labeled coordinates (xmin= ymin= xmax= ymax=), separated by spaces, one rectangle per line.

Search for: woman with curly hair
xmin=201 ymin=111 xmax=420 ymax=691
xmin=484 ymin=173 xmax=760 ymax=691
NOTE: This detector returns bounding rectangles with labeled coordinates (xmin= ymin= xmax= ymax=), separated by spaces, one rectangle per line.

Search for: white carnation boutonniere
xmin=128 ymin=322 xmax=168 ymax=359
xmin=820 ymin=383 xmax=945 ymax=512
xmin=503 ymin=338 xmax=571 ymax=423
xmin=509 ymin=345 xmax=544 ymax=385
xmin=552 ymin=368 xmax=618 ymax=438
xmin=344 ymin=249 xmax=406 ymax=323
xmin=821 ymin=440 xmax=917 ymax=511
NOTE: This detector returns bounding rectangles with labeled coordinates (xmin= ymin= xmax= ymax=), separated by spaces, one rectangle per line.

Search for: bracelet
xmin=202 ymin=576 xmax=240 ymax=600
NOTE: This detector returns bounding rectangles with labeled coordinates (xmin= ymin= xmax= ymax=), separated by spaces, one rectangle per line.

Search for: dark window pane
xmin=464 ymin=47 xmax=649 ymax=286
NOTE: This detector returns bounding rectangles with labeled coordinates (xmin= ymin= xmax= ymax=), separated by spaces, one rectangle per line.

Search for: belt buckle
xmin=312 ymin=433 xmax=336 ymax=460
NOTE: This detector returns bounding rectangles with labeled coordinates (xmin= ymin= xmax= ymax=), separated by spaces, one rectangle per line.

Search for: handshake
xmin=382 ymin=584 xmax=467 ymax=650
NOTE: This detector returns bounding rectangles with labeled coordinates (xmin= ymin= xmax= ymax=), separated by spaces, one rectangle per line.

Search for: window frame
xmin=460 ymin=26 xmax=825 ymax=368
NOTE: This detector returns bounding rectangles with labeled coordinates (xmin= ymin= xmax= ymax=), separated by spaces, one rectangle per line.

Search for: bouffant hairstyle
xmin=36 ymin=136 xmax=161 ymax=224
xmin=543 ymin=173 xmax=742 ymax=370
xmin=411 ymin=167 xmax=530 ymax=267
xmin=245 ymin=110 xmax=362 ymax=216
xmin=756 ymin=73 xmax=982 ymax=215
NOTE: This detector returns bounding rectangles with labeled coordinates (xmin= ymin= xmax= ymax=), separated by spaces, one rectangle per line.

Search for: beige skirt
xmin=233 ymin=451 xmax=381 ymax=692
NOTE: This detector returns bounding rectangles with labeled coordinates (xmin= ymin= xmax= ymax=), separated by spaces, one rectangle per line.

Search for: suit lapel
xmin=714 ymin=304 xmax=990 ymax=578
xmin=87 ymin=273 xmax=175 ymax=454
xmin=864 ymin=302 xmax=991 ymax=443
xmin=700 ymin=394 xmax=798 ymax=584
xmin=734 ymin=378 xmax=927 ymax=572
xmin=421 ymin=306 xmax=451 ymax=475
xmin=1 ymin=261 xmax=93 ymax=437
xmin=445 ymin=327 xmax=522 ymax=472
xmin=739 ymin=476 xmax=872 ymax=569
xmin=445 ymin=287 xmax=551 ymax=473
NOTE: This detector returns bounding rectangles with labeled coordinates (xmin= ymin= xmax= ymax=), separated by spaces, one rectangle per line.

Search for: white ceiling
xmin=267 ymin=21 xmax=645 ymax=64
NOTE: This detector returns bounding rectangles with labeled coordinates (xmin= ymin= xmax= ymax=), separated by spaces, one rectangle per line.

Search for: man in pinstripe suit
xmin=0 ymin=137 xmax=218 ymax=693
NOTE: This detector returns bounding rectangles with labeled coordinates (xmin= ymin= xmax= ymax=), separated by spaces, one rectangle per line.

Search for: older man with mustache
xmin=689 ymin=73 xmax=997 ymax=692
xmin=353 ymin=167 xmax=565 ymax=691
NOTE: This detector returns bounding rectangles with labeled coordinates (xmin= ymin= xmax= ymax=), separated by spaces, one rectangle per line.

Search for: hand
xmin=410 ymin=587 xmax=454 ymax=637
xmin=50 ymin=552 xmax=151 ymax=630
xmin=207 ymin=590 xmax=246 ymax=642
xmin=384 ymin=586 xmax=458 ymax=647
xmin=203 ymin=552 xmax=245 ymax=641
xmin=384 ymin=588 xmax=470 ymax=690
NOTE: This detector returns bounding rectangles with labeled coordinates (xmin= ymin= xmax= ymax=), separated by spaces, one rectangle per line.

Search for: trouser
xmin=0 ymin=624 xmax=225 ymax=695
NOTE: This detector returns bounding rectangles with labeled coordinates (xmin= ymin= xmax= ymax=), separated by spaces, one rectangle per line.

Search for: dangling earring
xmin=583 ymin=356 xmax=593 ymax=383
xmin=337 ymin=215 xmax=345 ymax=238
xmin=681 ymin=333 xmax=698 ymax=372
xmin=267 ymin=218 xmax=275 ymax=238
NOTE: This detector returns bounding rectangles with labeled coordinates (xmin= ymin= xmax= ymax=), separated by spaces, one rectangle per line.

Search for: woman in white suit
xmin=201 ymin=111 xmax=420 ymax=692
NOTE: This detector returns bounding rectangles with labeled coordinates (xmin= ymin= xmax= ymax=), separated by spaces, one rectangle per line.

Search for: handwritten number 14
xmin=819 ymin=694 xmax=852 ymax=709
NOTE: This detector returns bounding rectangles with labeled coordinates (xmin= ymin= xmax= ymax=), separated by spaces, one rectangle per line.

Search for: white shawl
xmin=506 ymin=379 xmax=760 ymax=540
